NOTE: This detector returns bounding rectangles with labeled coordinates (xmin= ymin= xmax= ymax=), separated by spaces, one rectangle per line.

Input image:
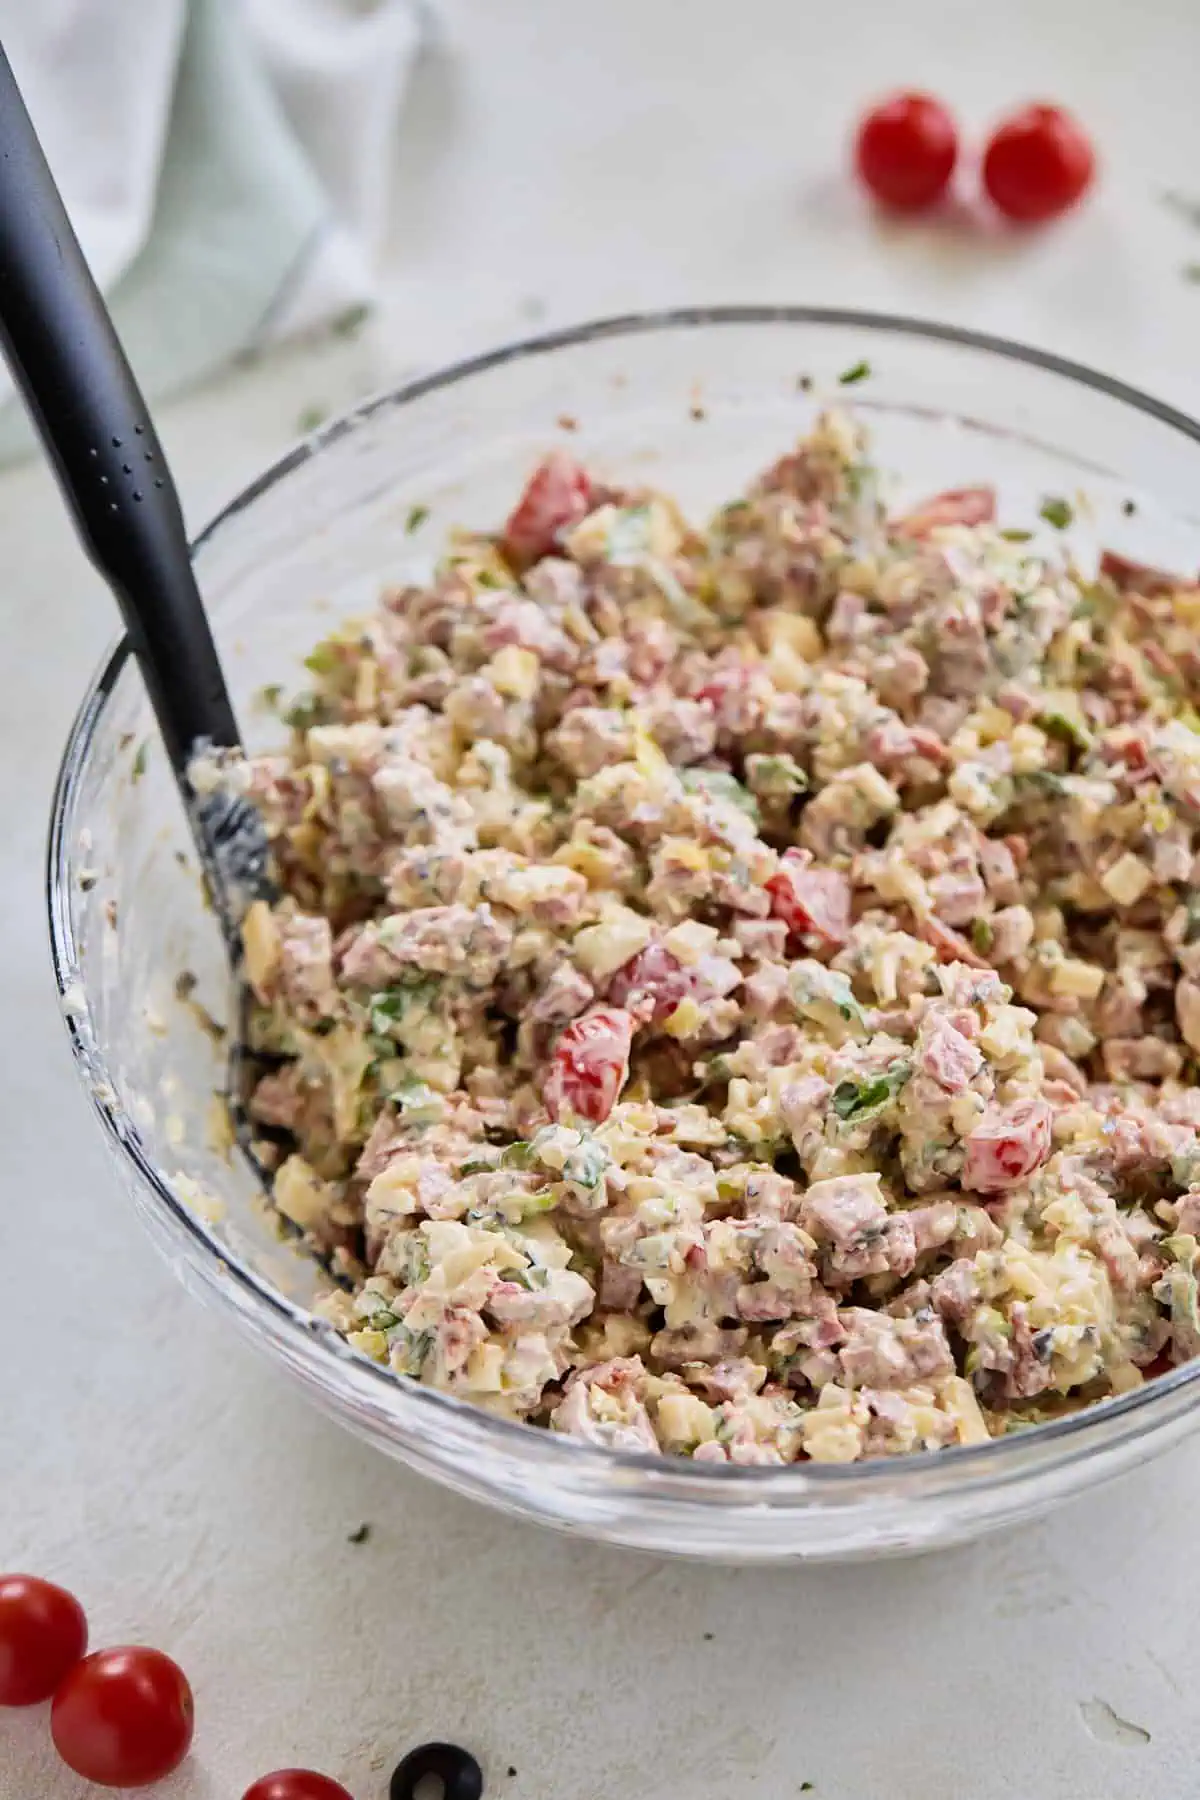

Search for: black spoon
xmin=0 ymin=42 xmax=271 ymax=938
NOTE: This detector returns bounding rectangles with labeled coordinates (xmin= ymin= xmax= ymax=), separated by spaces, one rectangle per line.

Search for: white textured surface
xmin=5 ymin=2 xmax=1200 ymax=1794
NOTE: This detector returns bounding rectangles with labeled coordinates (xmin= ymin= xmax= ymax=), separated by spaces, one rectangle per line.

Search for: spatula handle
xmin=0 ymin=41 xmax=240 ymax=770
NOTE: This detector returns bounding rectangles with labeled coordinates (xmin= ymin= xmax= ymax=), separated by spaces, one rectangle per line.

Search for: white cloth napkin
xmin=0 ymin=0 xmax=424 ymax=454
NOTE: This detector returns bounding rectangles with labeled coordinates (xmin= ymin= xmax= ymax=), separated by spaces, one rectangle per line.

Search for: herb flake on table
xmin=838 ymin=359 xmax=871 ymax=386
xmin=1039 ymin=495 xmax=1074 ymax=529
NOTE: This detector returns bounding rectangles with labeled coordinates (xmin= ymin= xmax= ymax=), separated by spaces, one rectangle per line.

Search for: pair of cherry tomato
xmin=855 ymin=91 xmax=1095 ymax=222
xmin=0 ymin=1574 xmax=348 ymax=1797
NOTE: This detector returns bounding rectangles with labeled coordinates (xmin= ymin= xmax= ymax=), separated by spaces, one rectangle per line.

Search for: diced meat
xmin=916 ymin=912 xmax=992 ymax=971
xmin=917 ymin=1014 xmax=983 ymax=1093
xmin=891 ymin=487 xmax=996 ymax=538
xmin=836 ymin=1307 xmax=955 ymax=1389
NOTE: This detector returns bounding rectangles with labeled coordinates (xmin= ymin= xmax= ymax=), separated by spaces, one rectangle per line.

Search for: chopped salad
xmin=229 ymin=409 xmax=1200 ymax=1465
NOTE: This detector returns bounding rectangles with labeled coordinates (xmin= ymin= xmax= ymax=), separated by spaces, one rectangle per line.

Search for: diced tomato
xmin=963 ymin=1097 xmax=1053 ymax=1193
xmin=502 ymin=452 xmax=594 ymax=567
xmin=543 ymin=1007 xmax=635 ymax=1125
xmin=916 ymin=912 xmax=992 ymax=970
xmin=892 ymin=487 xmax=996 ymax=538
xmin=766 ymin=851 xmax=851 ymax=946
xmin=1099 ymin=549 xmax=1198 ymax=597
xmin=607 ymin=945 xmax=687 ymax=1024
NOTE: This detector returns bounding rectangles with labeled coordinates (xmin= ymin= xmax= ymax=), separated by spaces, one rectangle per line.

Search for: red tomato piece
xmin=766 ymin=852 xmax=851 ymax=947
xmin=606 ymin=944 xmax=687 ymax=1024
xmin=502 ymin=451 xmax=594 ymax=567
xmin=892 ymin=487 xmax=996 ymax=538
xmin=982 ymin=104 xmax=1095 ymax=224
xmin=51 ymin=1647 xmax=194 ymax=1788
xmin=243 ymin=1774 xmax=353 ymax=1800
xmin=916 ymin=912 xmax=992 ymax=971
xmin=0 ymin=1574 xmax=88 ymax=1707
xmin=854 ymin=91 xmax=958 ymax=212
xmin=543 ymin=1007 xmax=635 ymax=1125
xmin=1099 ymin=549 xmax=1198 ymax=596
xmin=963 ymin=1097 xmax=1053 ymax=1193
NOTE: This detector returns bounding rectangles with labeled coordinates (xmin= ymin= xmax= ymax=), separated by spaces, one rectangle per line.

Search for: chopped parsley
xmin=745 ymin=752 xmax=808 ymax=801
xmin=999 ymin=527 xmax=1033 ymax=543
xmin=1039 ymin=495 xmax=1074 ymax=530
xmin=347 ymin=1522 xmax=372 ymax=1544
xmin=296 ymin=403 xmax=327 ymax=433
xmin=830 ymin=1061 xmax=911 ymax=1121
xmin=131 ymin=740 xmax=148 ymax=782
xmin=1037 ymin=709 xmax=1092 ymax=753
xmin=970 ymin=917 xmax=994 ymax=954
xmin=405 ymin=503 xmax=430 ymax=535
xmin=681 ymin=766 xmax=761 ymax=824
xmin=838 ymin=360 xmax=871 ymax=386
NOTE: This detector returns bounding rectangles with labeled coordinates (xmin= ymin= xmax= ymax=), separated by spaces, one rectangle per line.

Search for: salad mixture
xmin=230 ymin=408 xmax=1200 ymax=1465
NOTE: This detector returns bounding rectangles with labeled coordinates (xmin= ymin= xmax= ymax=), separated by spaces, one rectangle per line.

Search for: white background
xmin=5 ymin=3 xmax=1200 ymax=1796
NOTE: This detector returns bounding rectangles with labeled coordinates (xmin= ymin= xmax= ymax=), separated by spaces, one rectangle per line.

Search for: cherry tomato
xmin=543 ymin=1006 xmax=635 ymax=1124
xmin=607 ymin=944 xmax=687 ymax=1024
xmin=766 ymin=852 xmax=851 ymax=947
xmin=982 ymin=104 xmax=1095 ymax=223
xmin=0 ymin=1574 xmax=88 ymax=1706
xmin=243 ymin=1773 xmax=353 ymax=1800
xmin=891 ymin=486 xmax=996 ymax=538
xmin=854 ymin=91 xmax=958 ymax=212
xmin=51 ymin=1646 xmax=194 ymax=1788
xmin=502 ymin=451 xmax=594 ymax=567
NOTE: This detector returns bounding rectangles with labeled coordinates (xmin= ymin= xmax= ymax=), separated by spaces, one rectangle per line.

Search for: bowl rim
xmin=46 ymin=302 xmax=1200 ymax=1497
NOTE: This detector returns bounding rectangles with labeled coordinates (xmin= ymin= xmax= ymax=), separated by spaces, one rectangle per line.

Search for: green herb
xmin=801 ymin=1786 xmax=814 ymax=1794
xmin=1039 ymin=495 xmax=1074 ymax=530
xmin=845 ymin=461 xmax=878 ymax=502
xmin=1184 ymin=893 xmax=1200 ymax=946
xmin=304 ymin=642 xmax=340 ymax=676
xmin=999 ymin=527 xmax=1033 ymax=543
xmin=331 ymin=301 xmax=370 ymax=339
xmin=131 ymin=741 xmax=148 ymax=782
xmin=257 ymin=682 xmax=284 ymax=709
xmin=745 ymin=752 xmax=809 ymax=801
xmin=391 ymin=1075 xmax=439 ymax=1112
xmin=369 ymin=988 xmax=412 ymax=1034
xmin=500 ymin=1140 xmax=536 ymax=1170
xmin=1037 ymin=709 xmax=1092 ymax=753
xmin=389 ymin=1325 xmax=434 ymax=1377
xmin=347 ymin=1522 xmax=372 ymax=1544
xmin=562 ymin=1138 xmax=608 ymax=1190
xmin=1122 ymin=498 xmax=1138 ymax=517
xmin=1014 ymin=769 xmax=1067 ymax=798
xmin=607 ymin=504 xmax=653 ymax=564
xmin=681 ymin=766 xmax=761 ymax=825
xmin=1184 ymin=262 xmax=1200 ymax=284
xmin=283 ymin=694 xmax=327 ymax=731
xmin=838 ymin=360 xmax=871 ymax=386
xmin=405 ymin=503 xmax=430 ymax=535
xmin=829 ymin=1060 xmax=911 ymax=1121
xmin=297 ymin=403 xmax=327 ymax=433
xmin=970 ymin=918 xmax=994 ymax=954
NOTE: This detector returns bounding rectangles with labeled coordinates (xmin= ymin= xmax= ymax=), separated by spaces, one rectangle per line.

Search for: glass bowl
xmin=47 ymin=308 xmax=1200 ymax=1563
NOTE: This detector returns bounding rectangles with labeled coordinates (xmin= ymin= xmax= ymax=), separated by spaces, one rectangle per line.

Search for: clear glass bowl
xmin=47 ymin=308 xmax=1200 ymax=1562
